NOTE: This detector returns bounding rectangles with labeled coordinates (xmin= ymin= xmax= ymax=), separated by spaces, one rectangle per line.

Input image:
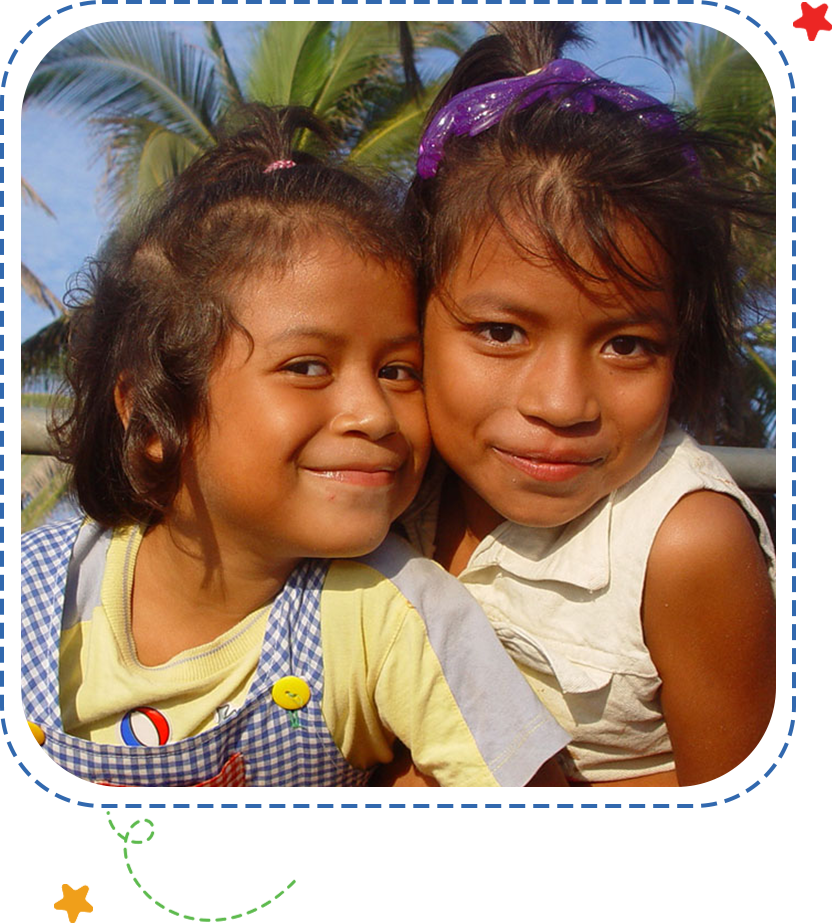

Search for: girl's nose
xmin=329 ymin=378 xmax=400 ymax=441
xmin=516 ymin=351 xmax=601 ymax=429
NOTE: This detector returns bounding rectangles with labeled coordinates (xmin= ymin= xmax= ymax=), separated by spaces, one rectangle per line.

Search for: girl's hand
xmin=642 ymin=490 xmax=776 ymax=786
xmin=371 ymin=744 xmax=438 ymax=787
xmin=526 ymin=756 xmax=569 ymax=787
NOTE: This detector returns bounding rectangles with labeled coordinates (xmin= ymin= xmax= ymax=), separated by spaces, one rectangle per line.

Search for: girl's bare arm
xmin=642 ymin=490 xmax=776 ymax=787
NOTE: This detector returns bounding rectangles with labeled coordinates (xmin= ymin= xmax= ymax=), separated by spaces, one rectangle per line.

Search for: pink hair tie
xmin=263 ymin=159 xmax=296 ymax=173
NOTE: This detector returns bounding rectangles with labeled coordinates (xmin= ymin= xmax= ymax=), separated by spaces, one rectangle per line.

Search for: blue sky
xmin=20 ymin=20 xmax=704 ymax=343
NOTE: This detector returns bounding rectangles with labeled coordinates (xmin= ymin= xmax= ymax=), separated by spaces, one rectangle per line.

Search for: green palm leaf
xmin=136 ymin=124 xmax=204 ymax=194
xmin=203 ymin=21 xmax=245 ymax=111
xmin=687 ymin=32 xmax=774 ymax=158
xmin=684 ymin=31 xmax=776 ymax=450
xmin=22 ymin=316 xmax=69 ymax=382
xmin=26 ymin=21 xmax=221 ymax=139
xmin=22 ymin=453 xmax=71 ymax=531
xmin=349 ymin=81 xmax=443 ymax=171
xmin=22 ymin=263 xmax=64 ymax=316
xmin=21 ymin=177 xmax=56 ymax=218
xmin=21 ymin=177 xmax=64 ymax=315
xmin=410 ymin=21 xmax=477 ymax=61
xmin=99 ymin=116 xmax=205 ymax=210
xmin=245 ymin=21 xmax=333 ymax=108
xmin=22 ymin=19 xmax=473 ymax=415
xmin=313 ymin=22 xmax=403 ymax=117
xmin=26 ymin=21 xmax=223 ymax=211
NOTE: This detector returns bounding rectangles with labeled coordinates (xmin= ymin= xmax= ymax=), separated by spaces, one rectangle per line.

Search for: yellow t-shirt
xmin=59 ymin=524 xmax=569 ymax=786
xmin=60 ymin=525 xmax=270 ymax=745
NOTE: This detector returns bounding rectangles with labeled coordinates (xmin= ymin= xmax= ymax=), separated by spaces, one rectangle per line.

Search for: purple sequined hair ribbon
xmin=417 ymin=58 xmax=692 ymax=179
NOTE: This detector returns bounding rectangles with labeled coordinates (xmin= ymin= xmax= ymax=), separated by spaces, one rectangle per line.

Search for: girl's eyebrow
xmin=383 ymin=333 xmax=422 ymax=347
xmin=457 ymin=295 xmax=672 ymax=329
xmin=268 ymin=326 xmax=348 ymax=346
xmin=593 ymin=309 xmax=674 ymax=330
xmin=266 ymin=327 xmax=420 ymax=348
xmin=455 ymin=295 xmax=541 ymax=323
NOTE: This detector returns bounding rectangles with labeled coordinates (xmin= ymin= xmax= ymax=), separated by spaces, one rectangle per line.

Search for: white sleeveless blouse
xmin=401 ymin=423 xmax=776 ymax=782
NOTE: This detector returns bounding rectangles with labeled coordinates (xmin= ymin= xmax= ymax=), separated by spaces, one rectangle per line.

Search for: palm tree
xmin=684 ymin=30 xmax=776 ymax=450
xmin=21 ymin=176 xmax=71 ymax=386
xmin=25 ymin=21 xmax=473 ymax=218
xmin=21 ymin=21 xmax=472 ymax=384
xmin=21 ymin=181 xmax=72 ymax=527
xmin=21 ymin=179 xmax=64 ymax=315
xmin=19 ymin=18 xmax=477 ymax=398
xmin=22 ymin=173 xmax=71 ymax=382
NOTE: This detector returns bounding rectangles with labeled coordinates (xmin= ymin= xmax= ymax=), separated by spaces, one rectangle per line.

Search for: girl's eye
xmin=379 ymin=364 xmax=422 ymax=384
xmin=474 ymin=323 xmax=527 ymax=346
xmin=283 ymin=360 xmax=330 ymax=377
xmin=603 ymin=336 xmax=651 ymax=358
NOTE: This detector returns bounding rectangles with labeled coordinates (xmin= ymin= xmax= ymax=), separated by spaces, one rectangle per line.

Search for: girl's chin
xmin=489 ymin=494 xmax=601 ymax=529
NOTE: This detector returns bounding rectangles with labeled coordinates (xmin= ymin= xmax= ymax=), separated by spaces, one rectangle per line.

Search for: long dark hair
xmin=54 ymin=104 xmax=416 ymax=527
xmin=408 ymin=22 xmax=773 ymax=432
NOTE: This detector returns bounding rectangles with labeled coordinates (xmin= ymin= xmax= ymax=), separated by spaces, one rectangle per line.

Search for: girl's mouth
xmin=492 ymin=447 xmax=602 ymax=483
xmin=305 ymin=467 xmax=399 ymax=487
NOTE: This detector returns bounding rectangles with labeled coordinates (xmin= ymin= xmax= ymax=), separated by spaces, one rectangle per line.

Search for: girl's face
xmin=175 ymin=235 xmax=430 ymax=563
xmin=423 ymin=222 xmax=677 ymax=531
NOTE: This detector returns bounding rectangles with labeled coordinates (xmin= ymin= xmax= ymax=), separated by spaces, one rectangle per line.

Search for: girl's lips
xmin=305 ymin=467 xmax=398 ymax=487
xmin=492 ymin=447 xmax=602 ymax=483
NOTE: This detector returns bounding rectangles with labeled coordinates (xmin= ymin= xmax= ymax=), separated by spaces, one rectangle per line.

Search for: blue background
xmin=9 ymin=7 xmax=808 ymax=923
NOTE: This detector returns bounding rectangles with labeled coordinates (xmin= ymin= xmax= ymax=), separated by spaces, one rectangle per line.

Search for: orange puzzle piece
xmin=53 ymin=885 xmax=92 ymax=923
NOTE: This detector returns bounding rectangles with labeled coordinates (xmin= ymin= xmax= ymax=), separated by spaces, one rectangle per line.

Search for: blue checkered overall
xmin=21 ymin=518 xmax=371 ymax=787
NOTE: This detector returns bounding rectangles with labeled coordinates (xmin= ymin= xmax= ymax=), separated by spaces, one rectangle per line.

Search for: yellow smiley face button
xmin=271 ymin=676 xmax=311 ymax=711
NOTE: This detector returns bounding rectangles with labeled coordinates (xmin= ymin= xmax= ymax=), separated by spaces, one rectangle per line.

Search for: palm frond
xmin=742 ymin=339 xmax=776 ymax=390
xmin=630 ymin=21 xmax=691 ymax=67
xmin=26 ymin=22 xmax=223 ymax=141
xmin=203 ymin=21 xmax=245 ymax=111
xmin=310 ymin=22 xmax=402 ymax=118
xmin=396 ymin=23 xmax=421 ymax=96
xmin=349 ymin=81 xmax=443 ymax=171
xmin=22 ymin=263 xmax=65 ymax=316
xmin=245 ymin=21 xmax=333 ymax=108
xmin=412 ymin=21 xmax=481 ymax=60
xmin=21 ymin=177 xmax=56 ymax=218
xmin=96 ymin=115 xmax=206 ymax=212
xmin=22 ymin=454 xmax=72 ymax=531
xmin=685 ymin=31 xmax=775 ymax=296
xmin=138 ymin=124 xmax=205 ymax=191
xmin=680 ymin=29 xmax=776 ymax=451
xmin=687 ymin=33 xmax=774 ymax=145
xmin=22 ymin=317 xmax=69 ymax=382
xmin=22 ymin=454 xmax=66 ymax=501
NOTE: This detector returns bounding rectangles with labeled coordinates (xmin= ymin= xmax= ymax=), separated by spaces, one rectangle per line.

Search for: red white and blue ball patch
xmin=120 ymin=707 xmax=171 ymax=747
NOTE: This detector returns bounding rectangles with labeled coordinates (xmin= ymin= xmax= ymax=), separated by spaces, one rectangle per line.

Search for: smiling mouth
xmin=492 ymin=447 xmax=602 ymax=483
xmin=305 ymin=467 xmax=400 ymax=487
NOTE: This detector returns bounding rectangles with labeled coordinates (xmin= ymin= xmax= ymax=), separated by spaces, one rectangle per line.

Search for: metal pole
xmin=22 ymin=406 xmax=57 ymax=456
xmin=20 ymin=406 xmax=778 ymax=492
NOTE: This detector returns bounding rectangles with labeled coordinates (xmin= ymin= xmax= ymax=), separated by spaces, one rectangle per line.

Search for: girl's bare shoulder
xmin=642 ymin=488 xmax=775 ymax=785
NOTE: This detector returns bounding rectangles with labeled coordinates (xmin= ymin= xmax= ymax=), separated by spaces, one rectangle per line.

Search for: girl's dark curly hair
xmin=408 ymin=22 xmax=773 ymax=432
xmin=54 ymin=104 xmax=417 ymax=527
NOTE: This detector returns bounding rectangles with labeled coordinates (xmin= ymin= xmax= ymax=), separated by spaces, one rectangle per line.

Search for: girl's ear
xmin=113 ymin=378 xmax=163 ymax=461
xmin=113 ymin=376 xmax=132 ymax=430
